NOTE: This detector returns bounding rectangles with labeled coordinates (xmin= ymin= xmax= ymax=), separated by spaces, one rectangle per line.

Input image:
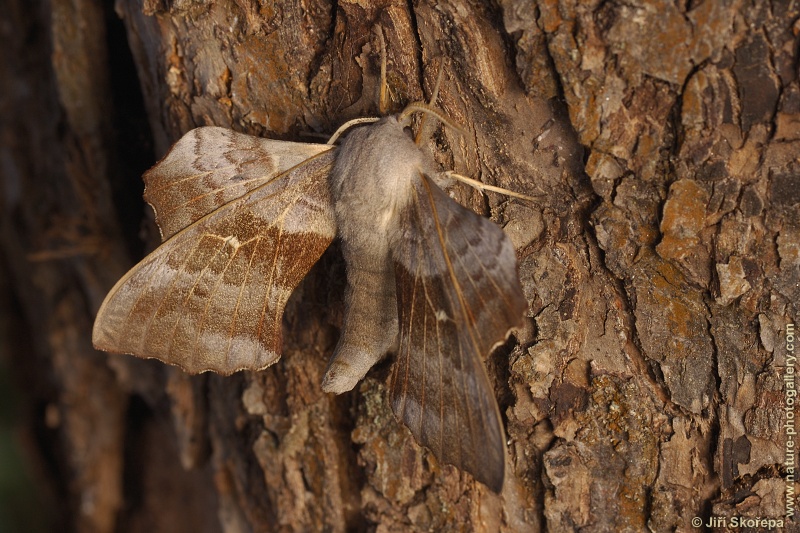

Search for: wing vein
xmin=419 ymin=176 xmax=481 ymax=356
xmin=166 ymin=236 xmax=230 ymax=358
xmin=225 ymin=236 xmax=262 ymax=368
xmin=191 ymin=238 xmax=241 ymax=368
xmin=138 ymin=237 xmax=209 ymax=353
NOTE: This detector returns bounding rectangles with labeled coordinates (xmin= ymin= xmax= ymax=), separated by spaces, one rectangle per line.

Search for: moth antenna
xmin=399 ymin=102 xmax=465 ymax=137
xmin=445 ymin=171 xmax=540 ymax=202
xmin=414 ymin=65 xmax=445 ymax=145
xmin=377 ymin=25 xmax=388 ymax=114
xmin=429 ymin=65 xmax=444 ymax=106
xmin=327 ymin=117 xmax=381 ymax=145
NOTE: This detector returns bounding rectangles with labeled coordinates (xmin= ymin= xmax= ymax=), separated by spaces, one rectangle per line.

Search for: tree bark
xmin=1 ymin=0 xmax=798 ymax=532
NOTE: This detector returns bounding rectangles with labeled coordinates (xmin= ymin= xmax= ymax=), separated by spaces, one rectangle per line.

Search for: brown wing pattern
xmin=390 ymin=175 xmax=527 ymax=492
xmin=93 ymin=150 xmax=337 ymax=375
xmin=144 ymin=127 xmax=331 ymax=240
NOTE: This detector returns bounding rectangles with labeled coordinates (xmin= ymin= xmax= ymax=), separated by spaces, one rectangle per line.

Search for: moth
xmin=93 ymin=92 xmax=527 ymax=493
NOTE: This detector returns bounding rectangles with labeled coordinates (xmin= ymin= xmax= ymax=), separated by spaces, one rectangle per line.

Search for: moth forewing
xmin=389 ymin=172 xmax=526 ymax=493
xmin=92 ymin=149 xmax=338 ymax=375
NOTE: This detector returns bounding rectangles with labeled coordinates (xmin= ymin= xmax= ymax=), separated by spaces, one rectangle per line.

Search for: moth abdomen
xmin=322 ymin=251 xmax=397 ymax=394
xmin=321 ymin=113 xmax=451 ymax=397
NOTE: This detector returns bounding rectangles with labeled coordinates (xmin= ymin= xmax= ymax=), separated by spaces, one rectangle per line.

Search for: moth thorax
xmin=330 ymin=116 xmax=435 ymax=238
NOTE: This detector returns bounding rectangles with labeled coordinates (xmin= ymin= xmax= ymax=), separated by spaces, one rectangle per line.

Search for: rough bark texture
xmin=1 ymin=0 xmax=798 ymax=532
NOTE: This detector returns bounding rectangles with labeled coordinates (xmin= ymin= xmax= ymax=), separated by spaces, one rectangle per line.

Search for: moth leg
xmin=321 ymin=256 xmax=398 ymax=394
